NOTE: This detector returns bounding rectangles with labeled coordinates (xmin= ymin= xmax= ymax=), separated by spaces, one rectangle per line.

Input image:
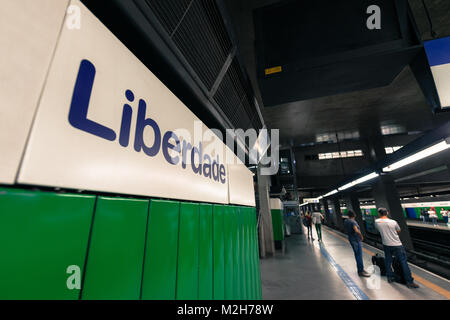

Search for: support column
xmin=321 ymin=199 xmax=331 ymax=226
xmin=331 ymin=197 xmax=344 ymax=231
xmin=368 ymin=135 xmax=414 ymax=251
xmin=344 ymin=193 xmax=366 ymax=236
xmin=257 ymin=166 xmax=275 ymax=257
xmin=372 ymin=175 xmax=414 ymax=251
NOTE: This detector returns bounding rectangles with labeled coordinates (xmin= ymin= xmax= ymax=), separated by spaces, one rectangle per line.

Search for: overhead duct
xmin=254 ymin=0 xmax=441 ymax=112
xmin=81 ymin=0 xmax=264 ymax=157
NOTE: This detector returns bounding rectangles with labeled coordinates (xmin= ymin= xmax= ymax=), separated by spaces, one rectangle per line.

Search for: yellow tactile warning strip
xmin=324 ymin=227 xmax=450 ymax=299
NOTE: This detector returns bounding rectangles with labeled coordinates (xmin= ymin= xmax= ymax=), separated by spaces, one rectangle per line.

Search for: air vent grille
xmin=145 ymin=0 xmax=263 ymax=131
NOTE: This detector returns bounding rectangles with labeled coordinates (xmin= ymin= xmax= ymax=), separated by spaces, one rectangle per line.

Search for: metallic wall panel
xmin=142 ymin=200 xmax=180 ymax=300
xmin=176 ymin=203 xmax=200 ymax=300
xmin=0 ymin=188 xmax=95 ymax=299
xmin=198 ymin=204 xmax=214 ymax=300
xmin=212 ymin=205 xmax=225 ymax=300
xmin=223 ymin=205 xmax=234 ymax=299
xmin=81 ymin=197 xmax=148 ymax=300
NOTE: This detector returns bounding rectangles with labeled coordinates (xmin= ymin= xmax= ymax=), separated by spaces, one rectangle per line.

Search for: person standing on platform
xmin=428 ymin=207 xmax=438 ymax=226
xmin=375 ymin=208 xmax=420 ymax=289
xmin=420 ymin=208 xmax=426 ymax=223
xmin=440 ymin=208 xmax=448 ymax=226
xmin=312 ymin=211 xmax=324 ymax=241
xmin=304 ymin=212 xmax=314 ymax=240
xmin=344 ymin=210 xmax=371 ymax=277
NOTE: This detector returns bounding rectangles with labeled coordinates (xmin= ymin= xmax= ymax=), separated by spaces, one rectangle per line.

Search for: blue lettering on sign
xmin=69 ymin=59 xmax=227 ymax=185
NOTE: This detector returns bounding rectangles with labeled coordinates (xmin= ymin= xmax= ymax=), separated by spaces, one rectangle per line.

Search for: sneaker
xmin=388 ymin=278 xmax=395 ymax=283
xmin=406 ymin=282 xmax=420 ymax=289
xmin=358 ymin=271 xmax=371 ymax=277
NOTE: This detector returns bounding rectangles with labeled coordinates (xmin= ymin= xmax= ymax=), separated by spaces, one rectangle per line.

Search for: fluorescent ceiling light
xmin=338 ymin=172 xmax=379 ymax=191
xmin=383 ymin=140 xmax=450 ymax=172
xmin=323 ymin=189 xmax=338 ymax=197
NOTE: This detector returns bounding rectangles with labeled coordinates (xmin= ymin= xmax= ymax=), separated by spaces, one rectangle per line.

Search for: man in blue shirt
xmin=344 ymin=210 xmax=371 ymax=277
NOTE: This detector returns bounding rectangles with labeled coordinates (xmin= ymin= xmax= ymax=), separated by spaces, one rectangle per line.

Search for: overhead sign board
xmin=425 ymin=36 xmax=450 ymax=109
xmin=17 ymin=0 xmax=254 ymax=206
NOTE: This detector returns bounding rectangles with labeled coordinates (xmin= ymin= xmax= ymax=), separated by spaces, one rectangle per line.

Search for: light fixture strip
xmin=383 ymin=140 xmax=450 ymax=172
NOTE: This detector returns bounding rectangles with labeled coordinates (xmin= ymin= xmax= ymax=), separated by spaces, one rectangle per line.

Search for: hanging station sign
xmin=425 ymin=36 xmax=450 ymax=109
xmin=13 ymin=0 xmax=254 ymax=206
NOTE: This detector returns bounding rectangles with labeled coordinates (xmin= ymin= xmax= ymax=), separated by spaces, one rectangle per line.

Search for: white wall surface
xmin=0 ymin=0 xmax=70 ymax=183
xmin=17 ymin=0 xmax=255 ymax=206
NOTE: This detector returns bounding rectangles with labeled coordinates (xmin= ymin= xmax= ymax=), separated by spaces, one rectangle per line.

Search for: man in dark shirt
xmin=344 ymin=210 xmax=371 ymax=277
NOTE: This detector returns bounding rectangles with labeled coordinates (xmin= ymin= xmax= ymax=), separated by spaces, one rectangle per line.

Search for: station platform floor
xmin=260 ymin=225 xmax=450 ymax=300
xmin=406 ymin=220 xmax=450 ymax=231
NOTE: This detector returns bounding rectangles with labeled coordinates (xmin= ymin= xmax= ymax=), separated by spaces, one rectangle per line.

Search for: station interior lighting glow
xmin=383 ymin=140 xmax=450 ymax=172
xmin=300 ymin=139 xmax=450 ymax=206
xmin=338 ymin=172 xmax=379 ymax=191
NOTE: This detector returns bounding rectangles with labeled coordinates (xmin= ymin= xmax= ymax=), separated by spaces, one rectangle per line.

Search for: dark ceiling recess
xmin=81 ymin=0 xmax=263 ymax=142
xmin=144 ymin=0 xmax=264 ymax=131
xmin=254 ymin=0 xmax=441 ymax=112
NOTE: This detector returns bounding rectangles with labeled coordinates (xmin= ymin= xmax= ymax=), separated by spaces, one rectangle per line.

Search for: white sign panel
xmin=17 ymin=0 xmax=255 ymax=205
xmin=0 ymin=0 xmax=69 ymax=183
xmin=425 ymin=37 xmax=450 ymax=108
xmin=228 ymin=164 xmax=255 ymax=207
xmin=270 ymin=198 xmax=283 ymax=210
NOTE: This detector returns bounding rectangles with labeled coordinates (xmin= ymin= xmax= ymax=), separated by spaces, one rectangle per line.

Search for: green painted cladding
xmin=0 ymin=188 xmax=262 ymax=300
xmin=271 ymin=209 xmax=284 ymax=241
xmin=81 ymin=197 xmax=149 ymax=300
xmin=213 ymin=205 xmax=225 ymax=300
xmin=0 ymin=188 xmax=95 ymax=300
xmin=198 ymin=204 xmax=213 ymax=300
xmin=223 ymin=205 xmax=234 ymax=299
xmin=176 ymin=203 xmax=200 ymax=300
xmin=142 ymin=200 xmax=180 ymax=300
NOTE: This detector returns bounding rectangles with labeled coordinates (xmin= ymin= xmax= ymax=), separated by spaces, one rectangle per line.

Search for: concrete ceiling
xmin=224 ymin=0 xmax=450 ymax=146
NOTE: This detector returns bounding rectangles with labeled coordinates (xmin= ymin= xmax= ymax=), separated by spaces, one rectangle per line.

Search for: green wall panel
xmin=223 ymin=206 xmax=234 ymax=299
xmin=243 ymin=207 xmax=255 ymax=300
xmin=0 ymin=188 xmax=95 ymax=300
xmin=271 ymin=209 xmax=284 ymax=241
xmin=176 ymin=202 xmax=200 ymax=300
xmin=231 ymin=207 xmax=240 ymax=300
xmin=142 ymin=200 xmax=180 ymax=300
xmin=238 ymin=207 xmax=247 ymax=300
xmin=253 ymin=208 xmax=262 ymax=300
xmin=81 ymin=197 xmax=149 ymax=300
xmin=198 ymin=204 xmax=213 ymax=300
xmin=248 ymin=207 xmax=262 ymax=299
xmin=213 ymin=205 xmax=225 ymax=300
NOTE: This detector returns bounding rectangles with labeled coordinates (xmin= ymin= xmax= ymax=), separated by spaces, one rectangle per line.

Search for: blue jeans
xmin=349 ymin=239 xmax=364 ymax=273
xmin=383 ymin=245 xmax=414 ymax=284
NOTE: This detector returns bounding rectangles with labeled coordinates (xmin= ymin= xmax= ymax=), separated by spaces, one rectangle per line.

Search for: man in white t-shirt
xmin=375 ymin=208 xmax=419 ymax=289
xmin=428 ymin=208 xmax=438 ymax=226
xmin=441 ymin=208 xmax=449 ymax=226
xmin=311 ymin=211 xmax=324 ymax=241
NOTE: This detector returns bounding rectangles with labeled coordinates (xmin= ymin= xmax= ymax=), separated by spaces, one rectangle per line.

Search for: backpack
xmin=371 ymin=254 xmax=386 ymax=276
xmin=302 ymin=217 xmax=309 ymax=227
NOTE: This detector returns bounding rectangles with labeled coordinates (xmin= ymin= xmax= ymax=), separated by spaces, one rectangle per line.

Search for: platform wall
xmin=0 ymin=187 xmax=262 ymax=300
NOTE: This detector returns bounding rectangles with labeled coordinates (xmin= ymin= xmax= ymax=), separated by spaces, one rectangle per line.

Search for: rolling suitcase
xmin=371 ymin=254 xmax=386 ymax=276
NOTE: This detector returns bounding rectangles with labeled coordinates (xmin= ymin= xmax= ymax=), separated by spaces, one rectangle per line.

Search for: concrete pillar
xmin=257 ymin=166 xmax=275 ymax=257
xmin=372 ymin=175 xmax=414 ymax=251
xmin=331 ymin=197 xmax=345 ymax=231
xmin=368 ymin=135 xmax=414 ymax=251
xmin=321 ymin=199 xmax=331 ymax=226
xmin=344 ymin=193 xmax=366 ymax=236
